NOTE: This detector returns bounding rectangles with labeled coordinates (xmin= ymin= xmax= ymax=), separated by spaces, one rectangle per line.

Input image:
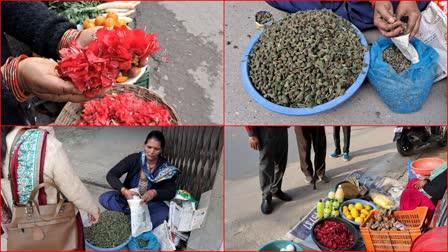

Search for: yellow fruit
xmin=355 ymin=217 xmax=364 ymax=223
xmin=350 ymin=209 xmax=359 ymax=218
xmin=346 ymin=215 xmax=354 ymax=221
xmin=364 ymin=205 xmax=372 ymax=211
xmin=360 ymin=213 xmax=367 ymax=219
xmin=361 ymin=209 xmax=370 ymax=216
xmin=355 ymin=202 xmax=363 ymax=210
xmin=348 ymin=204 xmax=354 ymax=210
xmin=343 ymin=206 xmax=348 ymax=212
xmin=343 ymin=211 xmax=350 ymax=218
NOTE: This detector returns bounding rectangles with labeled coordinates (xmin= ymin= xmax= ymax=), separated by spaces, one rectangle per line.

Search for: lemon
xmin=346 ymin=215 xmax=354 ymax=221
xmin=343 ymin=206 xmax=348 ymax=212
xmin=355 ymin=217 xmax=364 ymax=223
xmin=364 ymin=205 xmax=372 ymax=211
xmin=360 ymin=213 xmax=367 ymax=218
xmin=355 ymin=202 xmax=363 ymax=210
xmin=361 ymin=209 xmax=370 ymax=216
xmin=350 ymin=208 xmax=359 ymax=218
xmin=348 ymin=204 xmax=354 ymax=210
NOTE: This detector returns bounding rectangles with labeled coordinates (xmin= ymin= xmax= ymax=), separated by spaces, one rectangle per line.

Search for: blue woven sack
xmin=128 ymin=231 xmax=160 ymax=251
xmin=367 ymin=36 xmax=439 ymax=113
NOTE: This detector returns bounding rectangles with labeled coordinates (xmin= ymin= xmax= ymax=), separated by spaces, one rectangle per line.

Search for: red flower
xmin=76 ymin=92 xmax=173 ymax=126
xmin=57 ymin=27 xmax=161 ymax=97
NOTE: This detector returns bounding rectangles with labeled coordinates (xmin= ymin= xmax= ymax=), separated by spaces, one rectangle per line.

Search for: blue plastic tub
xmin=241 ymin=22 xmax=370 ymax=116
xmin=259 ymin=240 xmax=304 ymax=251
xmin=339 ymin=199 xmax=377 ymax=227
xmin=85 ymin=236 xmax=132 ymax=251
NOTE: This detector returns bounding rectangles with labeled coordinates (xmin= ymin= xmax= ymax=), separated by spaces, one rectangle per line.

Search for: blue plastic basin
xmin=259 ymin=240 xmax=304 ymax=251
xmin=85 ymin=235 xmax=132 ymax=251
xmin=241 ymin=21 xmax=370 ymax=116
xmin=339 ymin=199 xmax=377 ymax=226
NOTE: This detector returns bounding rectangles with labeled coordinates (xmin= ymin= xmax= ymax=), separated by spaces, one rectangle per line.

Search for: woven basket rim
xmin=54 ymin=84 xmax=180 ymax=125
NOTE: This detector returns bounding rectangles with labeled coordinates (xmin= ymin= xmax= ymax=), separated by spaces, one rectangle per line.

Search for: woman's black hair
xmin=145 ymin=130 xmax=165 ymax=149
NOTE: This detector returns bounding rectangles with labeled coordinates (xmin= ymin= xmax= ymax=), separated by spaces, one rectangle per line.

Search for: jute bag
xmin=7 ymin=182 xmax=79 ymax=250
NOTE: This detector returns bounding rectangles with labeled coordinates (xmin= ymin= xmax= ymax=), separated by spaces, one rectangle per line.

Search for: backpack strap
xmin=9 ymin=128 xmax=49 ymax=206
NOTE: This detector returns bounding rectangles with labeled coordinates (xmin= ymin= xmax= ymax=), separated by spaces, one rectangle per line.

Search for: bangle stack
xmin=58 ymin=29 xmax=82 ymax=51
xmin=3 ymin=55 xmax=31 ymax=102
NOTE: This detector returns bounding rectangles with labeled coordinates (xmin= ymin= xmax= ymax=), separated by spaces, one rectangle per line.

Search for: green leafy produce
xmin=84 ymin=210 xmax=131 ymax=248
xmin=48 ymin=1 xmax=103 ymax=25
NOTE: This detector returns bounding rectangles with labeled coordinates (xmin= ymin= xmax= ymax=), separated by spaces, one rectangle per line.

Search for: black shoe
xmin=273 ymin=190 xmax=292 ymax=201
xmin=261 ymin=198 xmax=273 ymax=215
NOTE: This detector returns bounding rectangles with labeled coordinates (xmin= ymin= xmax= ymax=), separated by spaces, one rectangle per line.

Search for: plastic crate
xmin=360 ymin=207 xmax=428 ymax=251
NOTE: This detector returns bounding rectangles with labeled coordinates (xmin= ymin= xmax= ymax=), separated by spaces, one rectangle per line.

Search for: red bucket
xmin=411 ymin=158 xmax=445 ymax=176
xmin=411 ymin=226 xmax=447 ymax=251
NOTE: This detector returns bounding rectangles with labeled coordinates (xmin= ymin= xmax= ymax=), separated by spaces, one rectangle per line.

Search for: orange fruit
xmin=116 ymin=76 xmax=129 ymax=83
xmin=83 ymin=19 xmax=93 ymax=29
xmin=104 ymin=18 xmax=115 ymax=28
xmin=95 ymin=16 xmax=105 ymax=26
xmin=86 ymin=22 xmax=96 ymax=29
xmin=106 ymin=12 xmax=119 ymax=22
xmin=118 ymin=19 xmax=127 ymax=27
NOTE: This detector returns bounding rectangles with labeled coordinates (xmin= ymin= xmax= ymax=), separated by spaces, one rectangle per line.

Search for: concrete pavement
xmin=225 ymin=2 xmax=446 ymax=125
xmin=225 ymin=126 xmax=446 ymax=250
xmin=135 ymin=2 xmax=223 ymax=124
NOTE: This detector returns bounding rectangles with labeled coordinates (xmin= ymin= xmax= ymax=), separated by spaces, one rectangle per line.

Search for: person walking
xmin=246 ymin=126 xmax=291 ymax=215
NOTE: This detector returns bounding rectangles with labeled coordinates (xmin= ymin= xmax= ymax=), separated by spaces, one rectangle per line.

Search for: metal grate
xmin=161 ymin=127 xmax=223 ymax=200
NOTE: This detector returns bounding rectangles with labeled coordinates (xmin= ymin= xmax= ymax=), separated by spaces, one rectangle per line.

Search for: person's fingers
xmin=380 ymin=26 xmax=403 ymax=38
xmin=138 ymin=58 xmax=148 ymax=67
xmin=44 ymin=75 xmax=84 ymax=95
xmin=376 ymin=5 xmax=396 ymax=24
xmin=409 ymin=15 xmax=421 ymax=40
xmin=39 ymin=93 xmax=91 ymax=103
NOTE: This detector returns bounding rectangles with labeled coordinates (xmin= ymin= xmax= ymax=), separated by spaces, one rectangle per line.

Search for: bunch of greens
xmin=49 ymin=1 xmax=103 ymax=25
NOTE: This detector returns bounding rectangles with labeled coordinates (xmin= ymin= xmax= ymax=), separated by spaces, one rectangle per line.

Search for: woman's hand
xmin=142 ymin=189 xmax=157 ymax=202
xmin=88 ymin=213 xmax=100 ymax=224
xmin=121 ymin=187 xmax=139 ymax=200
xmin=413 ymin=179 xmax=428 ymax=189
xmin=249 ymin=136 xmax=260 ymax=150
xmin=396 ymin=1 xmax=421 ymax=40
xmin=17 ymin=57 xmax=106 ymax=102
xmin=374 ymin=1 xmax=403 ymax=38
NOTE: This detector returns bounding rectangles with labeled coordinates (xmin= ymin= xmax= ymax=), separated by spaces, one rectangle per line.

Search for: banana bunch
xmin=369 ymin=191 xmax=395 ymax=209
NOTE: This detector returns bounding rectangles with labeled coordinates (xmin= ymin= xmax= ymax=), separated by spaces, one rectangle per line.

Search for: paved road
xmin=225 ymin=2 xmax=446 ymax=125
xmin=225 ymin=126 xmax=446 ymax=250
xmin=135 ymin=2 xmax=223 ymax=124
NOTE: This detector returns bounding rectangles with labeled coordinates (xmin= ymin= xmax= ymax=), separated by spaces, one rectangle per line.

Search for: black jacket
xmin=106 ymin=153 xmax=177 ymax=201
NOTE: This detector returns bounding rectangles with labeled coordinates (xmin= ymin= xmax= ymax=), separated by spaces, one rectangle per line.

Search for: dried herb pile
xmin=84 ymin=211 xmax=131 ymax=248
xmin=255 ymin=11 xmax=273 ymax=25
xmin=383 ymin=45 xmax=411 ymax=74
xmin=248 ymin=9 xmax=367 ymax=107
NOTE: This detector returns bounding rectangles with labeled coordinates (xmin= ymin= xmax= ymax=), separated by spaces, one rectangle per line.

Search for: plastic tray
xmin=339 ymin=199 xmax=377 ymax=226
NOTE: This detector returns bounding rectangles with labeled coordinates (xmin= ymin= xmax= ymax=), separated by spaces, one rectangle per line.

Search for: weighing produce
xmin=84 ymin=211 xmax=131 ymax=248
xmin=314 ymin=220 xmax=355 ymax=249
xmin=248 ymin=9 xmax=366 ymax=108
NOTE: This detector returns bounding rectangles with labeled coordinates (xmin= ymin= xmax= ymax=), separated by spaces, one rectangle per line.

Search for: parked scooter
xmin=393 ymin=126 xmax=446 ymax=156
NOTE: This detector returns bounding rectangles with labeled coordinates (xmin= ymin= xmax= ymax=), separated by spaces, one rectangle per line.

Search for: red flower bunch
xmin=56 ymin=26 xmax=161 ymax=97
xmin=76 ymin=92 xmax=173 ymax=126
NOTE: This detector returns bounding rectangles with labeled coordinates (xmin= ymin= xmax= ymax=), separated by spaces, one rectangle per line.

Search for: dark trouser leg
xmin=333 ymin=126 xmax=341 ymax=154
xmin=312 ymin=127 xmax=327 ymax=177
xmin=258 ymin=131 xmax=276 ymax=199
xmin=295 ymin=127 xmax=314 ymax=177
xmin=147 ymin=201 xmax=169 ymax=228
xmin=99 ymin=191 xmax=130 ymax=214
xmin=342 ymin=126 xmax=351 ymax=153
xmin=271 ymin=128 xmax=288 ymax=194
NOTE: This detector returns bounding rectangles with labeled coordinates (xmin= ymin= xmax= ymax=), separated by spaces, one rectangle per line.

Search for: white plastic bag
xmin=416 ymin=2 xmax=447 ymax=82
xmin=128 ymin=196 xmax=153 ymax=237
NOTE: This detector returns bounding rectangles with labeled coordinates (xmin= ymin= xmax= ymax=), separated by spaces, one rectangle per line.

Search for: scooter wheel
xmin=396 ymin=136 xmax=414 ymax=156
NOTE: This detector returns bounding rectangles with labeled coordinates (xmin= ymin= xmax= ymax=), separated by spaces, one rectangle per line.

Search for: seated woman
xmin=400 ymin=162 xmax=446 ymax=220
xmin=99 ymin=130 xmax=180 ymax=228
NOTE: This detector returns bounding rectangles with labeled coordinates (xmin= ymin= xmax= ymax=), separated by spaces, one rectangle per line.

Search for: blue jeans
xmin=99 ymin=191 xmax=169 ymax=228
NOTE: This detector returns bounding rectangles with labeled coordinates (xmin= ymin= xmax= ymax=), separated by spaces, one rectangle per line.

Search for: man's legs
xmin=312 ymin=127 xmax=327 ymax=181
xmin=295 ymin=126 xmax=314 ymax=183
xmin=271 ymin=128 xmax=291 ymax=201
xmin=331 ymin=126 xmax=342 ymax=157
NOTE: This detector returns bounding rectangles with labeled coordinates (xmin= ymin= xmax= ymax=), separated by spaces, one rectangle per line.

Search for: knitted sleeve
xmin=2 ymin=2 xmax=76 ymax=60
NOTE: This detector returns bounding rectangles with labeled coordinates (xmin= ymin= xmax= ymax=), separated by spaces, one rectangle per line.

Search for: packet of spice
xmin=56 ymin=26 xmax=160 ymax=97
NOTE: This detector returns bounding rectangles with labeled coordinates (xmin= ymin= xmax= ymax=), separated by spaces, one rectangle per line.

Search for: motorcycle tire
xmin=396 ymin=136 xmax=414 ymax=156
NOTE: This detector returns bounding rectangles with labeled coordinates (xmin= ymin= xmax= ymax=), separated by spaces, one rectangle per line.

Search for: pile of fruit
xmin=342 ymin=202 xmax=373 ymax=224
xmin=83 ymin=11 xmax=132 ymax=29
